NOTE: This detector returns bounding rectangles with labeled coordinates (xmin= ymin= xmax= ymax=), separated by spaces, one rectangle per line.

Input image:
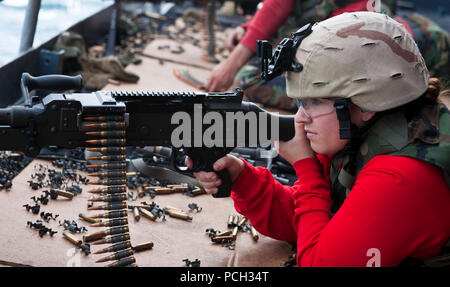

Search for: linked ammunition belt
xmin=82 ymin=113 xmax=137 ymax=267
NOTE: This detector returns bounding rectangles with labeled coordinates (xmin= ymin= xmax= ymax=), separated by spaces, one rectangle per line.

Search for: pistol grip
xmin=212 ymin=169 xmax=232 ymax=198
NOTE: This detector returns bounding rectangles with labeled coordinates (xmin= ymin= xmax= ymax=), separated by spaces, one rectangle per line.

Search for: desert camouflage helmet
xmin=286 ymin=12 xmax=430 ymax=112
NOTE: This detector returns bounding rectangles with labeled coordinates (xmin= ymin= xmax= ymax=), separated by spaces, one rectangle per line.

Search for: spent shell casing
xmin=79 ymin=213 xmax=102 ymax=224
xmin=93 ymin=241 xmax=132 ymax=254
xmin=88 ymin=202 xmax=127 ymax=211
xmin=87 ymin=155 xmax=126 ymax=162
xmin=232 ymin=215 xmax=239 ymax=226
xmin=84 ymin=122 xmax=126 ymax=130
xmin=90 ymin=218 xmax=128 ymax=228
xmin=238 ymin=216 xmax=247 ymax=227
xmin=163 ymin=205 xmax=184 ymax=212
xmin=83 ymin=115 xmax=124 ymax=122
xmin=85 ymin=130 xmax=126 ymax=137
xmin=83 ymin=226 xmax=129 ymax=242
xmin=85 ymin=139 xmax=126 ymax=146
xmin=232 ymin=226 xmax=239 ymax=239
xmin=166 ymin=209 xmax=192 ymax=221
xmin=132 ymin=241 xmax=154 ymax=252
xmin=86 ymin=147 xmax=126 ymax=155
xmin=91 ymin=233 xmax=131 ymax=245
xmin=137 ymin=186 xmax=145 ymax=198
xmin=133 ymin=207 xmax=140 ymax=221
xmin=63 ymin=232 xmax=82 ymax=246
xmin=87 ymin=194 xmax=127 ymax=202
xmin=227 ymin=215 xmax=234 ymax=228
xmin=105 ymin=256 xmax=136 ymax=267
xmin=139 ymin=207 xmax=156 ymax=221
xmin=87 ymin=162 xmax=127 ymax=170
xmin=250 ymin=226 xmax=259 ymax=241
xmin=53 ymin=189 xmax=74 ymax=199
xmin=88 ymin=185 xmax=127 ymax=194
xmin=128 ymin=204 xmax=151 ymax=211
xmin=88 ymin=178 xmax=127 ymax=186
xmin=90 ymin=210 xmax=128 ymax=219
xmin=96 ymin=248 xmax=134 ymax=263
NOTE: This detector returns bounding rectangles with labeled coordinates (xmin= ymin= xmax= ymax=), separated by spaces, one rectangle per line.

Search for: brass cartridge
xmin=90 ymin=218 xmax=128 ymax=228
xmin=227 ymin=215 xmax=234 ymax=228
xmin=79 ymin=213 xmax=102 ymax=224
xmin=90 ymin=210 xmax=128 ymax=219
xmin=91 ymin=233 xmax=131 ymax=245
xmin=139 ymin=207 xmax=156 ymax=221
xmin=87 ymin=155 xmax=126 ymax=162
xmin=88 ymin=185 xmax=127 ymax=194
xmin=88 ymin=178 xmax=127 ymax=186
xmin=85 ymin=130 xmax=126 ymax=137
xmin=93 ymin=241 xmax=132 ymax=254
xmin=133 ymin=207 xmax=140 ymax=221
xmin=53 ymin=189 xmax=74 ymax=199
xmin=85 ymin=139 xmax=126 ymax=146
xmin=87 ymin=162 xmax=127 ymax=170
xmin=86 ymin=147 xmax=126 ymax=155
xmin=84 ymin=122 xmax=126 ymax=130
xmin=232 ymin=226 xmax=239 ymax=239
xmin=132 ymin=241 xmax=154 ymax=252
xmin=105 ymin=256 xmax=136 ymax=267
xmin=250 ymin=226 xmax=259 ymax=241
xmin=83 ymin=115 xmax=124 ymax=122
xmin=87 ymin=194 xmax=127 ymax=202
xmin=166 ymin=209 xmax=192 ymax=221
xmin=63 ymin=232 xmax=82 ymax=246
xmin=96 ymin=249 xmax=134 ymax=263
xmin=83 ymin=226 xmax=129 ymax=242
xmin=88 ymin=202 xmax=127 ymax=211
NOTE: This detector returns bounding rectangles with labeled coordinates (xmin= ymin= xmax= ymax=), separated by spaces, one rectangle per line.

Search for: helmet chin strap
xmin=333 ymin=99 xmax=352 ymax=140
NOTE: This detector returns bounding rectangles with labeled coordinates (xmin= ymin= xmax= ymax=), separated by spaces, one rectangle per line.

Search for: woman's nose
xmin=295 ymin=106 xmax=312 ymax=123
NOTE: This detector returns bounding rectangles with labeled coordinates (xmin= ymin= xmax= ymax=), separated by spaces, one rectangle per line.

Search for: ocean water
xmin=0 ymin=0 xmax=113 ymax=67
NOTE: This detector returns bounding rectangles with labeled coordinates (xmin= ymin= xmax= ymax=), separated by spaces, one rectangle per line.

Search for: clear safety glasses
xmin=295 ymin=98 xmax=336 ymax=119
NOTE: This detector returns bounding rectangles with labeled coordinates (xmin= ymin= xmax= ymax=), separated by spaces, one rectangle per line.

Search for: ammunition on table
xmin=132 ymin=241 xmax=154 ymax=252
xmin=83 ymin=115 xmax=124 ymax=122
xmin=166 ymin=183 xmax=188 ymax=188
xmin=88 ymin=170 xmax=127 ymax=178
xmin=90 ymin=218 xmax=128 ymax=228
xmin=165 ymin=209 xmax=192 ymax=221
xmin=232 ymin=215 xmax=239 ymax=226
xmin=79 ymin=213 xmax=102 ymax=224
xmin=133 ymin=207 xmax=140 ymax=221
xmin=87 ymin=196 xmax=94 ymax=208
xmin=171 ymin=186 xmax=189 ymax=192
xmin=232 ymin=226 xmax=239 ymax=239
xmin=85 ymin=139 xmax=126 ymax=146
xmin=163 ymin=205 xmax=184 ymax=212
xmin=88 ymin=185 xmax=127 ymax=194
xmin=88 ymin=178 xmax=127 ymax=186
xmin=238 ymin=216 xmax=247 ymax=228
xmin=139 ymin=207 xmax=156 ymax=221
xmin=90 ymin=210 xmax=128 ymax=219
xmin=93 ymin=241 xmax=132 ymax=254
xmin=88 ymin=202 xmax=127 ymax=211
xmin=87 ymin=194 xmax=127 ymax=202
xmin=53 ymin=189 xmax=74 ymax=199
xmin=105 ymin=256 xmax=136 ymax=267
xmin=215 ymin=230 xmax=232 ymax=237
xmin=144 ymin=186 xmax=173 ymax=194
xmin=212 ymin=235 xmax=234 ymax=243
xmin=128 ymin=204 xmax=151 ymax=211
xmin=250 ymin=226 xmax=259 ymax=241
xmin=86 ymin=147 xmax=126 ymax=155
xmin=227 ymin=215 xmax=235 ymax=228
xmin=63 ymin=232 xmax=82 ymax=246
xmin=96 ymin=248 xmax=134 ymax=263
xmin=87 ymin=155 xmax=126 ymax=162
xmin=91 ymin=233 xmax=131 ymax=245
xmin=137 ymin=185 xmax=145 ymax=198
xmin=85 ymin=130 xmax=126 ymax=137
xmin=83 ymin=226 xmax=129 ymax=242
xmin=84 ymin=122 xmax=126 ymax=129
xmin=191 ymin=186 xmax=206 ymax=196
xmin=87 ymin=162 xmax=127 ymax=170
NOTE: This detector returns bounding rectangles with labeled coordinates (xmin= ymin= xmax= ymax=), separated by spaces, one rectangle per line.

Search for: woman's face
xmin=295 ymin=98 xmax=372 ymax=155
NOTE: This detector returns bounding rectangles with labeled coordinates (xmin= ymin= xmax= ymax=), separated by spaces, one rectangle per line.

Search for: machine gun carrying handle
xmin=21 ymin=73 xmax=83 ymax=106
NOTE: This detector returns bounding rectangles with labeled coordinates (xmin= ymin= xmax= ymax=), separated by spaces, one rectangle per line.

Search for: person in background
xmin=206 ymin=0 xmax=450 ymax=113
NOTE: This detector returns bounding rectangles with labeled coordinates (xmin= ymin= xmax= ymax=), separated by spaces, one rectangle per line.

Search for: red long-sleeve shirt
xmin=239 ymin=0 xmax=413 ymax=52
xmin=231 ymin=155 xmax=450 ymax=267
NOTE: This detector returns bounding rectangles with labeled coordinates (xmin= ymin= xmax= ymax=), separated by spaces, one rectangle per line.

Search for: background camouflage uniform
xmin=233 ymin=0 xmax=450 ymax=112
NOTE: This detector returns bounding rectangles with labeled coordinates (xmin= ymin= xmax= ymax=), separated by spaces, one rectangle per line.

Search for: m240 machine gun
xmin=0 ymin=73 xmax=294 ymax=198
